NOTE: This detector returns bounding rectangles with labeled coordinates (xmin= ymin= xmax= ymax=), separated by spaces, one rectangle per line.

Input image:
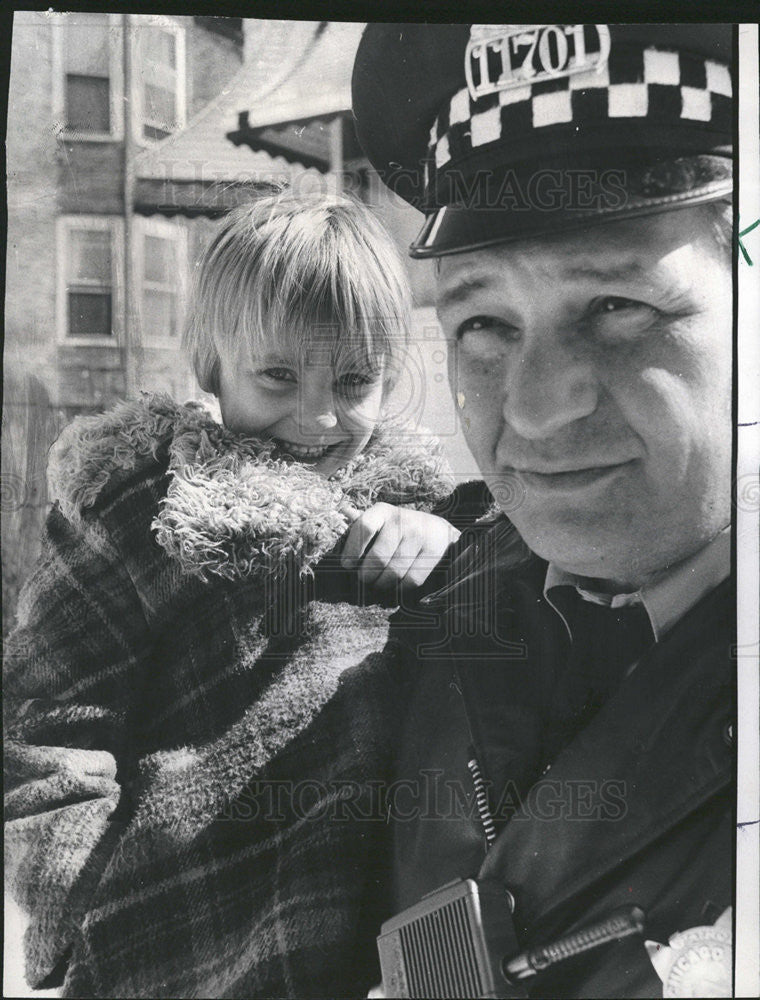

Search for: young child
xmin=4 ymin=192 xmax=476 ymax=998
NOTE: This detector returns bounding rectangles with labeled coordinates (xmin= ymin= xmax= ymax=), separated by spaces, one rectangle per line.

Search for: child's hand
xmin=341 ymin=503 xmax=460 ymax=592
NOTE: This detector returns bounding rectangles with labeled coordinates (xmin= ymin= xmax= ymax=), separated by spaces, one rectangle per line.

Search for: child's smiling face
xmin=218 ymin=346 xmax=387 ymax=477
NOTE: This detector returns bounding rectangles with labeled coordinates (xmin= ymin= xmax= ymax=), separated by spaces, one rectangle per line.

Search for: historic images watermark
xmin=140 ymin=157 xmax=631 ymax=216
xmin=217 ymin=772 xmax=629 ymax=825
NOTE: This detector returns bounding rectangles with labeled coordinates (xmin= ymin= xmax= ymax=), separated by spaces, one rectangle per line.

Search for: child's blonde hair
xmin=183 ymin=191 xmax=412 ymax=394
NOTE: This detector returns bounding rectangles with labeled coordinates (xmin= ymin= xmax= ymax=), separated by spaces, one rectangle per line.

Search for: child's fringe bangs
xmin=212 ymin=247 xmax=406 ymax=380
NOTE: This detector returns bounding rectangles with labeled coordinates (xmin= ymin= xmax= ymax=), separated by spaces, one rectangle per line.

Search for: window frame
xmin=130 ymin=14 xmax=187 ymax=146
xmin=51 ymin=11 xmax=125 ymax=142
xmin=134 ymin=215 xmax=188 ymax=348
xmin=56 ymin=215 xmax=124 ymax=345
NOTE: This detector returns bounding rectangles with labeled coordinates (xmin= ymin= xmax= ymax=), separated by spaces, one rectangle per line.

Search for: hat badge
xmin=465 ymin=23 xmax=611 ymax=101
xmin=645 ymin=907 xmax=732 ymax=998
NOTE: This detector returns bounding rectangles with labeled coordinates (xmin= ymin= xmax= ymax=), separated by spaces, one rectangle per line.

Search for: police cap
xmin=352 ymin=23 xmax=733 ymax=257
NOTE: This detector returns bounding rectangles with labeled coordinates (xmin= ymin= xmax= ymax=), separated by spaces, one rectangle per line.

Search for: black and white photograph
xmin=3 ymin=6 xmax=759 ymax=998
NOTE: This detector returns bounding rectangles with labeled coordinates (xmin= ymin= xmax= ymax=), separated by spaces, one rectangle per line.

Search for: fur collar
xmin=50 ymin=393 xmax=454 ymax=582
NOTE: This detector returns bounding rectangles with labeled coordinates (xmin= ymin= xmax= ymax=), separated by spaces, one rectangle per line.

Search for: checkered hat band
xmin=428 ymin=46 xmax=732 ymax=175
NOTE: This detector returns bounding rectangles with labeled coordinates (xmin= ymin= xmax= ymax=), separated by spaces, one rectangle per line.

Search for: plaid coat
xmin=4 ymin=394 xmax=458 ymax=999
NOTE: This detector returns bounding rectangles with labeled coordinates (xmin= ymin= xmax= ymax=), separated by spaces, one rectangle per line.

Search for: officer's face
xmin=436 ymin=206 xmax=732 ymax=587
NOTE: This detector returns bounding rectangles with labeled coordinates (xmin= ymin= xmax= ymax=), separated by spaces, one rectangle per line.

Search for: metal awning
xmin=228 ymin=110 xmax=363 ymax=173
xmin=226 ymin=21 xmax=365 ymax=173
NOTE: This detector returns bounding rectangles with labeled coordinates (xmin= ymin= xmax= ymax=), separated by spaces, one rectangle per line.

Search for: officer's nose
xmin=502 ymin=328 xmax=599 ymax=440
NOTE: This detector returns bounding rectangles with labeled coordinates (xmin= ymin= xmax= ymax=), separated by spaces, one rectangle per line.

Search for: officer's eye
xmin=588 ymin=296 xmax=661 ymax=340
xmin=595 ymin=296 xmax=653 ymax=314
xmin=259 ymin=367 xmax=297 ymax=384
xmin=456 ymin=315 xmax=519 ymax=341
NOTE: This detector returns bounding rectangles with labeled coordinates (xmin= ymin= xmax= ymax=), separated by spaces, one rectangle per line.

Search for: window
xmin=133 ymin=17 xmax=186 ymax=143
xmin=136 ymin=217 xmax=187 ymax=344
xmin=52 ymin=12 xmax=124 ymax=139
xmin=57 ymin=217 xmax=123 ymax=343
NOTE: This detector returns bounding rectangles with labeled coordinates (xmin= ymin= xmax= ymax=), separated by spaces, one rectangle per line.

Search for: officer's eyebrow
xmin=437 ymin=259 xmax=654 ymax=310
xmin=561 ymin=260 xmax=651 ymax=283
xmin=436 ymin=275 xmax=492 ymax=310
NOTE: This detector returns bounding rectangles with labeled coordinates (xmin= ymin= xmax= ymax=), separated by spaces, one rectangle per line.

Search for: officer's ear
xmin=701 ymin=198 xmax=733 ymax=261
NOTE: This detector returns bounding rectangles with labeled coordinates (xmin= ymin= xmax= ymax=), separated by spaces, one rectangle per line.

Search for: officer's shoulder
xmin=411 ymin=510 xmax=535 ymax=611
xmin=431 ymin=478 xmax=496 ymax=532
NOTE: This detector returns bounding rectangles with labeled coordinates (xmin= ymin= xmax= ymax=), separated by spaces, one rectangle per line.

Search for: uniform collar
xmin=544 ymin=526 xmax=731 ymax=642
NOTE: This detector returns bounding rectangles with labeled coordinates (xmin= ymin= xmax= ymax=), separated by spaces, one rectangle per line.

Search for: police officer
xmin=353 ymin=23 xmax=734 ymax=998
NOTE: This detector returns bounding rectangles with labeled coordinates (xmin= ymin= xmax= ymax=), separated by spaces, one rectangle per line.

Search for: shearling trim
xmin=50 ymin=395 xmax=190 ymax=522
xmin=154 ymin=450 xmax=350 ymax=582
xmin=49 ymin=393 xmax=454 ymax=582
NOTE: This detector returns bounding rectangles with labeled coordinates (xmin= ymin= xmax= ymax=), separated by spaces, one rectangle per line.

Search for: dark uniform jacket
xmin=390 ymin=517 xmax=734 ymax=998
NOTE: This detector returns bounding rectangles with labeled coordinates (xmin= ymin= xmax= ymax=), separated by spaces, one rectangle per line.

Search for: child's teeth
xmin=277 ymin=439 xmax=330 ymax=458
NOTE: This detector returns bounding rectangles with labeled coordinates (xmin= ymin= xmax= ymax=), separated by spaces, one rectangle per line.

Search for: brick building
xmin=4 ymin=15 xmax=325 ymax=413
xmin=4 ymin=12 xmax=259 ymax=629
